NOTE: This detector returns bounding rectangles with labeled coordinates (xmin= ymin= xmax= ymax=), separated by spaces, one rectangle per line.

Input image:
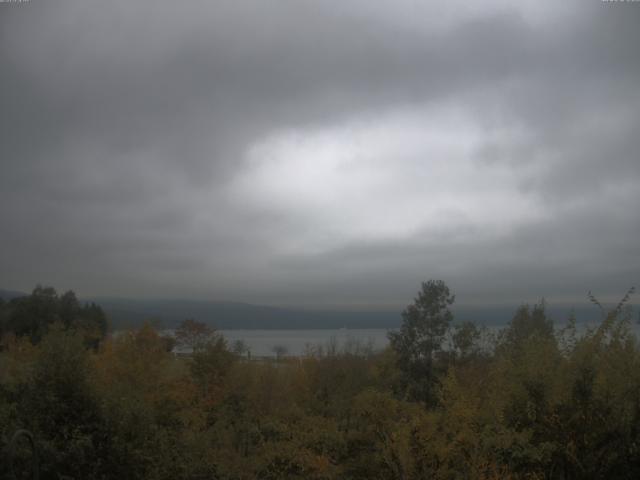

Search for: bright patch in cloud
xmin=232 ymin=106 xmax=545 ymax=255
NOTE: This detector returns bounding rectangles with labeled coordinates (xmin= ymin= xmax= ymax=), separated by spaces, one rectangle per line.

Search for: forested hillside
xmin=1 ymin=283 xmax=639 ymax=479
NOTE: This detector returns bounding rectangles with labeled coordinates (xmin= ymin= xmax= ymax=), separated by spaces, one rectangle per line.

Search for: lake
xmin=218 ymin=328 xmax=392 ymax=357
xmin=164 ymin=320 xmax=640 ymax=357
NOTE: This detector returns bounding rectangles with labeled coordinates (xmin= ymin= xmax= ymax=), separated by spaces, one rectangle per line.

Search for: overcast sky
xmin=1 ymin=0 xmax=639 ymax=308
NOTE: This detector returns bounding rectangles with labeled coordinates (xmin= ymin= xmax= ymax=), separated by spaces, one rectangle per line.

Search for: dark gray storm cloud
xmin=1 ymin=0 xmax=639 ymax=307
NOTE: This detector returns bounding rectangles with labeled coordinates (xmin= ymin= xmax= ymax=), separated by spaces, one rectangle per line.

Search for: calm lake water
xmin=219 ymin=329 xmax=391 ymax=357
xmin=161 ymin=320 xmax=640 ymax=358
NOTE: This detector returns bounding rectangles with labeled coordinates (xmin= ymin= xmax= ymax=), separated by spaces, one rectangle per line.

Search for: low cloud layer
xmin=1 ymin=0 xmax=639 ymax=307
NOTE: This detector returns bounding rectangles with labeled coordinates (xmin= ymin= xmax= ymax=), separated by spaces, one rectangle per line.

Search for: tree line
xmin=1 ymin=281 xmax=639 ymax=479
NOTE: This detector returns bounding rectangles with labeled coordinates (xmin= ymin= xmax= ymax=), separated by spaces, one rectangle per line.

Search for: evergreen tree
xmin=388 ymin=280 xmax=455 ymax=405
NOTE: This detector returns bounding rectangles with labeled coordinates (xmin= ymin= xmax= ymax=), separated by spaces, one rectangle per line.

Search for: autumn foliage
xmin=1 ymin=284 xmax=639 ymax=479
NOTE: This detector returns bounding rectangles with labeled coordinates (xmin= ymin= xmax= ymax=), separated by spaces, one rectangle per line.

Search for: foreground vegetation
xmin=1 ymin=283 xmax=639 ymax=479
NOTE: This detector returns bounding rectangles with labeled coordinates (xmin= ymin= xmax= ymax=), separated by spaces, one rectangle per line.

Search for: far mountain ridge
xmin=0 ymin=289 xmax=28 ymax=301
xmin=1 ymin=288 xmax=624 ymax=330
xmin=75 ymin=299 xmax=640 ymax=331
